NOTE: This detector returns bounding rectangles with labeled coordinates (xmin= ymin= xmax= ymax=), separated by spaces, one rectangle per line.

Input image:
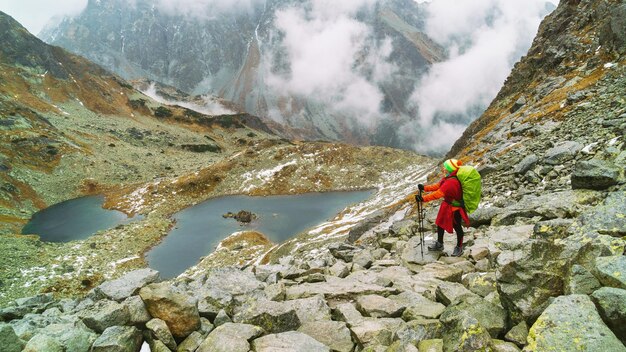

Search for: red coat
xmin=422 ymin=171 xmax=470 ymax=233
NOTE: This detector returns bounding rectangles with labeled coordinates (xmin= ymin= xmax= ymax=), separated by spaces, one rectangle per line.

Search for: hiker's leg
xmin=428 ymin=226 xmax=445 ymax=251
xmin=437 ymin=226 xmax=444 ymax=243
xmin=453 ymin=211 xmax=464 ymax=247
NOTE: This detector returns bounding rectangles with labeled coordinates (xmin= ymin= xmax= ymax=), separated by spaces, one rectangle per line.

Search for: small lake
xmin=21 ymin=195 xmax=140 ymax=242
xmin=146 ymin=190 xmax=374 ymax=278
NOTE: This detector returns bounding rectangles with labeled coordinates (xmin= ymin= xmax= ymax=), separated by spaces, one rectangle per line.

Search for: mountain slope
xmin=41 ymin=0 xmax=444 ymax=147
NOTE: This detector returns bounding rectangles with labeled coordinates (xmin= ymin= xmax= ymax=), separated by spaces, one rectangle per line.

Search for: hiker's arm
xmin=422 ymin=189 xmax=444 ymax=202
xmin=423 ymin=183 xmax=440 ymax=192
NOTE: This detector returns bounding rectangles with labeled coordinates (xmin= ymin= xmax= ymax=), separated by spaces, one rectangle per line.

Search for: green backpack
xmin=454 ymin=165 xmax=482 ymax=214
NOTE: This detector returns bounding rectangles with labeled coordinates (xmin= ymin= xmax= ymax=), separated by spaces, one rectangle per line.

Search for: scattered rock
xmin=146 ymin=318 xmax=177 ymax=351
xmin=357 ymin=294 xmax=405 ymax=318
xmin=526 ymin=295 xmax=625 ymax=351
xmin=417 ymin=339 xmax=443 ymax=352
xmin=23 ymin=334 xmax=63 ymax=352
xmin=196 ymin=323 xmax=263 ymax=352
xmin=0 ymin=324 xmax=24 ymax=352
xmin=504 ymin=321 xmax=528 ymax=348
xmin=298 ymin=321 xmax=354 ymax=352
xmin=543 ymin=141 xmax=582 ymax=165
xmin=233 ymin=299 xmax=300 ymax=333
xmin=564 ymin=264 xmax=601 ymax=295
xmin=94 ymin=268 xmax=160 ymax=301
xmin=252 ymin=331 xmax=331 ymax=352
xmin=91 ymin=326 xmax=143 ymax=352
xmin=439 ymin=296 xmax=507 ymax=338
xmin=78 ymin=300 xmax=130 ymax=333
xmin=590 ymin=287 xmax=626 ymax=344
xmin=593 ymin=255 xmax=626 ymax=289
xmin=139 ymin=282 xmax=201 ymax=338
xmin=571 ymin=159 xmax=620 ymax=190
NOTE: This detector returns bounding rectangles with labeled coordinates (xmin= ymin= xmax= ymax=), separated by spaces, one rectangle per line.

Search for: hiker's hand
xmin=418 ymin=184 xmax=424 ymax=191
xmin=415 ymin=194 xmax=423 ymax=202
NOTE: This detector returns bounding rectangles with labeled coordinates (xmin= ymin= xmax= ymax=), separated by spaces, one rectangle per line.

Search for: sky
xmin=1 ymin=0 xmax=559 ymax=154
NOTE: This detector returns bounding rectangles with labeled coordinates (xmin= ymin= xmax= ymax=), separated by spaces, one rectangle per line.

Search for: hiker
xmin=416 ymin=158 xmax=470 ymax=257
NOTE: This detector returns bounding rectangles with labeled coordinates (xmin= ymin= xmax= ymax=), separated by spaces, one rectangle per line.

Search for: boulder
xmin=394 ymin=318 xmax=442 ymax=344
xmin=469 ymin=207 xmax=502 ymax=227
xmin=147 ymin=340 xmax=171 ymax=352
xmin=332 ymin=303 xmax=365 ymax=326
xmin=285 ymin=276 xmax=399 ymax=300
xmin=513 ymin=154 xmax=539 ymax=175
xmin=199 ymin=266 xmax=264 ymax=296
xmin=139 ymin=282 xmax=200 ymax=338
xmin=196 ymin=323 xmax=263 ymax=352
xmin=571 ymin=159 xmax=620 ymax=190
xmin=329 ymin=261 xmax=351 ymax=278
xmin=462 ymin=272 xmax=497 ymax=297
xmin=419 ymin=262 xmax=463 ymax=283
xmin=91 ymin=326 xmax=143 ymax=352
xmin=570 ymin=190 xmax=626 ymax=237
xmin=510 ymin=96 xmax=526 ymax=113
xmin=177 ymin=331 xmax=204 ymax=352
xmin=531 ymin=219 xmax=574 ymax=239
xmin=386 ymin=340 xmax=419 ymax=352
xmin=593 ymin=255 xmax=626 ymax=289
xmin=491 ymin=339 xmax=521 ymax=352
xmin=36 ymin=322 xmax=98 ymax=352
xmin=357 ymin=295 xmax=405 ymax=318
xmin=393 ymin=293 xmax=445 ymax=320
xmin=284 ymin=295 xmax=332 ymax=324
xmin=264 ymin=282 xmax=286 ymax=301
xmin=441 ymin=313 xmax=493 ymax=352
xmin=350 ymin=318 xmax=404 ymax=347
xmin=401 ymin=236 xmax=441 ymax=265
xmin=439 ymin=296 xmax=507 ymax=338
xmin=298 ymin=321 xmax=354 ymax=352
xmin=0 ymin=324 xmax=23 ymax=352
xmin=417 ymin=339 xmax=443 ymax=352
xmin=146 ymin=318 xmax=176 ymax=351
xmin=23 ymin=334 xmax=63 ymax=352
xmin=590 ymin=287 xmax=626 ymax=344
xmin=435 ymin=282 xmax=478 ymax=306
xmin=94 ymin=268 xmax=159 ymax=301
xmin=123 ymin=296 xmax=151 ymax=325
xmin=353 ymin=250 xmax=375 ymax=269
xmin=252 ymin=331 xmax=331 ymax=352
xmin=78 ymin=300 xmax=130 ymax=333
xmin=213 ymin=309 xmax=232 ymax=327
xmin=543 ymin=141 xmax=582 ymax=165
xmin=496 ymin=239 xmax=568 ymax=323
xmin=328 ymin=243 xmax=360 ymax=262
xmin=526 ymin=295 xmax=625 ymax=351
xmin=564 ymin=264 xmax=601 ymax=295
xmin=504 ymin=321 xmax=528 ymax=348
xmin=232 ymin=299 xmax=301 ymax=333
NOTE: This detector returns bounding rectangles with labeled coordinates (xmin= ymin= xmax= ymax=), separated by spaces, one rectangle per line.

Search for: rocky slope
xmin=1 ymin=1 xmax=626 ymax=352
xmin=40 ymin=0 xmax=443 ymax=147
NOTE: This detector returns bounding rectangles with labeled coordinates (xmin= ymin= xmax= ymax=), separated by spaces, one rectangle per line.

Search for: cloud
xmin=142 ymin=82 xmax=235 ymax=115
xmin=265 ymin=0 xmax=394 ymax=126
xmin=155 ymin=0 xmax=264 ymax=18
xmin=404 ymin=0 xmax=558 ymax=154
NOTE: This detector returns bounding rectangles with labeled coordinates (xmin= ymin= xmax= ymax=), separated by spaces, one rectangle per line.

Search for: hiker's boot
xmin=451 ymin=246 xmax=464 ymax=257
xmin=428 ymin=241 xmax=444 ymax=251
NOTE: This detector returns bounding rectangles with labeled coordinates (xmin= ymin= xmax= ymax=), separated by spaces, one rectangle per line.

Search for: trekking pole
xmin=417 ymin=188 xmax=424 ymax=259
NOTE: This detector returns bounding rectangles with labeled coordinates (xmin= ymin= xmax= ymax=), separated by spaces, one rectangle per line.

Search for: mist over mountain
xmin=41 ymin=0 xmax=554 ymax=154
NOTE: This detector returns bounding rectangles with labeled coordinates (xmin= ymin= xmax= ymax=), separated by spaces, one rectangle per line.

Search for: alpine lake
xmin=22 ymin=191 xmax=374 ymax=278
